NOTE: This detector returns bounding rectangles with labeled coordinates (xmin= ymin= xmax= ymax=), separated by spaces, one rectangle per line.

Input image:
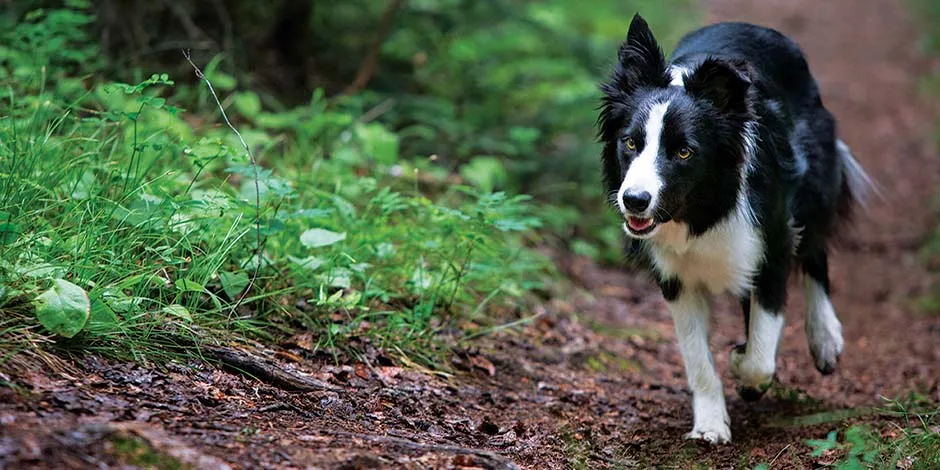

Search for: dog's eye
xmin=677 ymin=147 xmax=693 ymax=159
xmin=625 ymin=138 xmax=636 ymax=151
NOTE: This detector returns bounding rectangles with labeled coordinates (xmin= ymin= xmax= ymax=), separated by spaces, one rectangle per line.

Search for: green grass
xmin=0 ymin=4 xmax=554 ymax=369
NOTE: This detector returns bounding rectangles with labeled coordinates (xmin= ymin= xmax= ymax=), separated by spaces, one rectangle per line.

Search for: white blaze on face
xmin=617 ymin=101 xmax=670 ymax=216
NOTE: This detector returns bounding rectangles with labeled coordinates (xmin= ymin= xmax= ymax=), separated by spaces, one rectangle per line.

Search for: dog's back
xmin=670 ymin=22 xmax=871 ymax=265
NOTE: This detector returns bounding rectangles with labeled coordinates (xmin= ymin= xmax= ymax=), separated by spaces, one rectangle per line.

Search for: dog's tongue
xmin=628 ymin=216 xmax=653 ymax=231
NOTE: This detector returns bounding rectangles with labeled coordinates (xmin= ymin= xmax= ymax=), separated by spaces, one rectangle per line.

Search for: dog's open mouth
xmin=626 ymin=216 xmax=656 ymax=235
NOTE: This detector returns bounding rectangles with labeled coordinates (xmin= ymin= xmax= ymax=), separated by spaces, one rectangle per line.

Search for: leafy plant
xmin=0 ymin=3 xmax=555 ymax=367
xmin=805 ymin=399 xmax=940 ymax=470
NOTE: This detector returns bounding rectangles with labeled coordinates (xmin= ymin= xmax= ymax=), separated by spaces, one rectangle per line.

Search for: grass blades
xmin=0 ymin=5 xmax=553 ymax=370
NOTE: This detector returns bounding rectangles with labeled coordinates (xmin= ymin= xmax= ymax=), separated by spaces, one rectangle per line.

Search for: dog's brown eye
xmin=625 ymin=138 xmax=636 ymax=151
xmin=677 ymin=147 xmax=693 ymax=159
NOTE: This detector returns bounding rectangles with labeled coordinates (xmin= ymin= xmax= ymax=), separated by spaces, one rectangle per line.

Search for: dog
xmin=597 ymin=14 xmax=872 ymax=444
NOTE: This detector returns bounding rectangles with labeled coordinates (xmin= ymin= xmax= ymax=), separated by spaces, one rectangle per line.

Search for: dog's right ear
xmin=609 ymin=14 xmax=670 ymax=94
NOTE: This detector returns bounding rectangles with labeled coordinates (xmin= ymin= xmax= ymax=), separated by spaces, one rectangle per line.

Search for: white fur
xmin=837 ymin=139 xmax=880 ymax=207
xmin=669 ymin=65 xmax=690 ymax=87
xmin=741 ymin=121 xmax=760 ymax=175
xmin=668 ymin=289 xmax=731 ymax=444
xmin=648 ymin=195 xmax=763 ymax=296
xmin=805 ymin=278 xmax=844 ymax=372
xmin=730 ymin=298 xmax=784 ymax=388
xmin=617 ymin=101 xmax=670 ymax=217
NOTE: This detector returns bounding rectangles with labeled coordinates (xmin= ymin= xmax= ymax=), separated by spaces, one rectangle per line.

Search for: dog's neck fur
xmin=645 ymin=162 xmax=763 ymax=296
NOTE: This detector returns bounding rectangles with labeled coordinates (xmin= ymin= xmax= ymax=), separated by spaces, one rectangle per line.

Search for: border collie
xmin=597 ymin=15 xmax=872 ymax=444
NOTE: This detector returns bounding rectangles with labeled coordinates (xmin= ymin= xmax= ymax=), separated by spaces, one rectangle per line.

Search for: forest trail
xmin=2 ymin=0 xmax=938 ymax=469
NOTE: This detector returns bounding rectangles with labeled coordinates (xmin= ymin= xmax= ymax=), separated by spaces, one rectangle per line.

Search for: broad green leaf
xmin=175 ymin=279 xmax=206 ymax=293
xmin=287 ymin=255 xmax=325 ymax=271
xmin=89 ymin=298 xmax=118 ymax=326
xmin=233 ymin=91 xmax=262 ymax=117
xmin=206 ymin=71 xmax=236 ymax=90
xmin=0 ymin=222 xmax=19 ymax=245
xmin=459 ymin=156 xmax=508 ymax=193
xmin=162 ymin=304 xmax=192 ymax=322
xmin=323 ymin=268 xmax=351 ymax=289
xmin=357 ymin=123 xmax=399 ymax=164
xmin=300 ymin=228 xmax=346 ymax=248
xmin=219 ymin=271 xmax=250 ymax=299
xmin=32 ymin=279 xmax=90 ymax=338
xmin=17 ymin=262 xmax=66 ymax=279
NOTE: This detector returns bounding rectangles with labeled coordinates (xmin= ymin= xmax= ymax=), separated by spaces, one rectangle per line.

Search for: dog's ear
xmin=684 ymin=58 xmax=752 ymax=113
xmin=608 ymin=14 xmax=669 ymax=94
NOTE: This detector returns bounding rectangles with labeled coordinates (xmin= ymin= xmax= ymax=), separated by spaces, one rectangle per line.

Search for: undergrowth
xmin=0 ymin=3 xmax=553 ymax=368
xmin=802 ymin=397 xmax=940 ymax=470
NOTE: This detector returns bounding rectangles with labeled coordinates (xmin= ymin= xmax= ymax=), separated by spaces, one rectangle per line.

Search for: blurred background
xmin=2 ymin=2 xmax=940 ymax=467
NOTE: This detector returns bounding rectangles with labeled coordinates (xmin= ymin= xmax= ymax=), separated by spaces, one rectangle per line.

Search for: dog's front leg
xmin=666 ymin=285 xmax=731 ymax=444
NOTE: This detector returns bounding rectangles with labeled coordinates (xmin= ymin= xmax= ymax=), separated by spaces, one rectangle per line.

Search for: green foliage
xmin=0 ymin=4 xmax=553 ymax=365
xmin=18 ymin=0 xmax=698 ymax=264
xmin=805 ymin=399 xmax=940 ymax=470
xmin=32 ymin=279 xmax=91 ymax=338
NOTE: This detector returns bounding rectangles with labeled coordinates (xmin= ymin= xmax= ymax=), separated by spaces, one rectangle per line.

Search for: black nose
xmin=622 ymin=190 xmax=651 ymax=213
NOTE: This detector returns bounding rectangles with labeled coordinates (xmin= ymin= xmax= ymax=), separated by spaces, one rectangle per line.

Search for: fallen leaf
xmin=284 ymin=333 xmax=315 ymax=352
xmin=469 ymin=354 xmax=496 ymax=376
xmin=354 ymin=363 xmax=370 ymax=380
xmin=376 ymin=366 xmax=402 ymax=383
xmin=273 ymin=351 xmax=303 ymax=363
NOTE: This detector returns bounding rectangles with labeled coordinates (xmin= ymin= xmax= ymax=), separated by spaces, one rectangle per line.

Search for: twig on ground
xmin=770 ymin=443 xmax=793 ymax=466
xmin=259 ymin=401 xmax=315 ymax=418
xmin=200 ymin=345 xmax=340 ymax=393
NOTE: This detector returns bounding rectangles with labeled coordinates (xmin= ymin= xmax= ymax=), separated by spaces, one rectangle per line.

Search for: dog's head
xmin=599 ymin=15 xmax=756 ymax=239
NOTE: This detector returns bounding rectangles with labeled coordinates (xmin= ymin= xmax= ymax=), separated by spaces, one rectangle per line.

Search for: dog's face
xmin=599 ymin=15 xmax=755 ymax=238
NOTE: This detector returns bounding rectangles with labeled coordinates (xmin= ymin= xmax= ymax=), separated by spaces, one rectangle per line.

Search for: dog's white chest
xmin=649 ymin=211 xmax=763 ymax=295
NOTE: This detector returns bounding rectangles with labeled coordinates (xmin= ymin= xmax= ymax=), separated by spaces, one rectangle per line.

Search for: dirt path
xmin=2 ymin=1 xmax=939 ymax=469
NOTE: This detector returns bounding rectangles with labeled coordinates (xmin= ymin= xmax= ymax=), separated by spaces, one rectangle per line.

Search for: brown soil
xmin=3 ymin=0 xmax=940 ymax=469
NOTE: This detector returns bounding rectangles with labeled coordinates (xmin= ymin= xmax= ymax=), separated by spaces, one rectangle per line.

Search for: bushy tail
xmin=835 ymin=139 xmax=879 ymax=220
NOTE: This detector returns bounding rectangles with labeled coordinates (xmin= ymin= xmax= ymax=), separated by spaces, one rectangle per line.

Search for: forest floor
xmin=3 ymin=0 xmax=940 ymax=468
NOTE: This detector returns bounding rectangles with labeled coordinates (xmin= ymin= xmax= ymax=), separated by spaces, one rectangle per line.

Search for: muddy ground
xmin=2 ymin=0 xmax=940 ymax=468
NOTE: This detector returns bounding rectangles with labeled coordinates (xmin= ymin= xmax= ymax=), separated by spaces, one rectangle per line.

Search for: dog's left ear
xmin=684 ymin=58 xmax=752 ymax=113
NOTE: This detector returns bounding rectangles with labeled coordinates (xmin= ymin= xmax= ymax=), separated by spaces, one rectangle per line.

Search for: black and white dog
xmin=597 ymin=15 xmax=872 ymax=443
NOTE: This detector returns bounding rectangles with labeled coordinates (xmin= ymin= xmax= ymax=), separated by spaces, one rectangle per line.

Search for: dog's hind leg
xmin=730 ymin=296 xmax=785 ymax=400
xmin=801 ymin=249 xmax=844 ymax=375
xmin=731 ymin=253 xmax=789 ymax=401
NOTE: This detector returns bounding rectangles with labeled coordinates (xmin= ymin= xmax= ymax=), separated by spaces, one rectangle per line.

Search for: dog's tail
xmin=835 ymin=139 xmax=880 ymax=221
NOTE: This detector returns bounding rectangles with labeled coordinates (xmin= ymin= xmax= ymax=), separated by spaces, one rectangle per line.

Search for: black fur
xmin=598 ymin=15 xmax=863 ymax=322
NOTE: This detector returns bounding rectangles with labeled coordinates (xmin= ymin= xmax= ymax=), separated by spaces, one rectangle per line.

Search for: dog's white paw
xmin=729 ymin=344 xmax=774 ymax=400
xmin=805 ymin=279 xmax=844 ymax=375
xmin=808 ymin=316 xmax=843 ymax=375
xmin=684 ymin=424 xmax=732 ymax=445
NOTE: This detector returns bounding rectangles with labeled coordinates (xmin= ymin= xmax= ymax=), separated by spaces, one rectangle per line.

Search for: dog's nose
xmin=622 ymin=190 xmax=652 ymax=213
